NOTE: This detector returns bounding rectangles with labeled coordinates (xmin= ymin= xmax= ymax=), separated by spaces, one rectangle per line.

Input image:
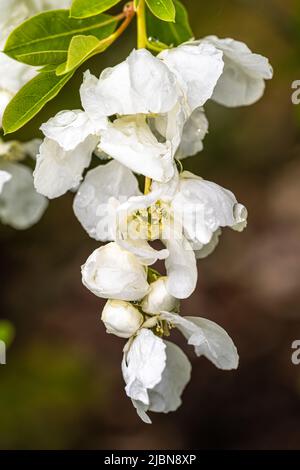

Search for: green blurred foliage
xmin=0 ymin=320 xmax=15 ymax=347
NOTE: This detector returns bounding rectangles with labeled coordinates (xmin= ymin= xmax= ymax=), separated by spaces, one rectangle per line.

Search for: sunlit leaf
xmin=70 ymin=0 xmax=122 ymax=18
xmin=145 ymin=0 xmax=175 ymax=22
xmin=3 ymin=71 xmax=74 ymax=134
xmin=56 ymin=35 xmax=102 ymax=75
xmin=147 ymin=0 xmax=193 ymax=46
xmin=4 ymin=10 xmax=118 ymax=66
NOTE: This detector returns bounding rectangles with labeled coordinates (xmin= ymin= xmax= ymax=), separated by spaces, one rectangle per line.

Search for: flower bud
xmin=101 ymin=300 xmax=143 ymax=338
xmin=81 ymin=242 xmax=149 ymax=301
xmin=141 ymin=277 xmax=179 ymax=315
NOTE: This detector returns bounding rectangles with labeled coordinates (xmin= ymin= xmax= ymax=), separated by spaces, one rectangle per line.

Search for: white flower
xmin=0 ymin=170 xmax=11 ymax=193
xmin=122 ymin=310 xmax=238 ymax=423
xmin=40 ymin=110 xmax=101 ymax=152
xmin=158 ymin=42 xmax=224 ymax=113
xmin=73 ymin=160 xmax=141 ymax=241
xmin=189 ymin=36 xmax=273 ymax=107
xmin=34 ymin=107 xmax=102 ymax=199
xmin=77 ymin=164 xmax=247 ymax=298
xmin=34 ymin=136 xmax=98 ymax=199
xmin=132 ymin=341 xmax=191 ymax=424
xmin=86 ymin=49 xmax=179 ymax=117
xmin=0 ymin=162 xmax=48 ymax=229
xmin=122 ymin=328 xmax=167 ymax=406
xmin=170 ymin=171 xmax=248 ymax=245
xmin=121 ymin=170 xmax=247 ymax=298
xmin=39 ymin=44 xmax=224 ymax=185
xmin=101 ymin=300 xmax=144 ymax=338
xmin=175 ymin=107 xmax=209 ymax=159
xmin=0 ymin=54 xmax=37 ymax=126
xmin=81 ymin=242 xmax=149 ymax=301
xmin=99 ymin=116 xmax=174 ymax=183
xmin=141 ymin=277 xmax=179 ymax=315
xmin=160 ymin=311 xmax=239 ymax=370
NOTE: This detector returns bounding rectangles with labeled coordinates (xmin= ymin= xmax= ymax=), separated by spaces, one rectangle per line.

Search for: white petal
xmin=0 ymin=52 xmax=37 ymax=125
xmin=80 ymin=70 xmax=107 ymax=123
xmin=161 ymin=312 xmax=239 ymax=370
xmin=89 ymin=49 xmax=178 ymax=116
xmin=73 ymin=160 xmax=141 ymax=241
xmin=81 ymin=242 xmax=149 ymax=301
xmin=34 ymin=137 xmax=97 ymax=199
xmin=186 ymin=316 xmax=239 ymax=370
xmin=204 ymin=36 xmax=273 ymax=107
xmin=122 ymin=328 xmax=167 ymax=405
xmin=151 ymin=169 xmax=180 ymax=199
xmin=40 ymin=110 xmax=102 ymax=151
xmin=176 ymin=107 xmax=209 ymax=159
xmin=0 ymin=162 xmax=48 ymax=229
xmin=117 ymin=238 xmax=169 ymax=266
xmin=174 ymin=171 xmax=247 ymax=245
xmin=147 ymin=341 xmax=191 ymax=413
xmin=164 ymin=236 xmax=197 ymax=299
xmin=0 ymin=89 xmax=13 ymax=127
xmin=101 ymin=300 xmax=143 ymax=339
xmin=132 ymin=400 xmax=152 ymax=424
xmin=193 ymin=228 xmax=221 ymax=259
xmin=99 ymin=116 xmax=175 ymax=182
xmin=131 ymin=340 xmax=191 ymax=423
xmin=141 ymin=277 xmax=179 ymax=315
xmin=154 ymin=100 xmax=189 ymax=157
xmin=159 ymin=42 xmax=224 ymax=112
xmin=0 ymin=170 xmax=11 ymax=193
xmin=0 ymin=52 xmax=37 ymax=95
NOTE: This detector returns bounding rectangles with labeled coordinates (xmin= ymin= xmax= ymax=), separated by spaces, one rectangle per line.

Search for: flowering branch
xmin=0 ymin=0 xmax=273 ymax=424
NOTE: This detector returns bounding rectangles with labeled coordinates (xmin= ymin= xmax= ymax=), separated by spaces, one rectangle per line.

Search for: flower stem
xmin=136 ymin=0 xmax=147 ymax=49
xmin=144 ymin=176 xmax=152 ymax=194
xmin=87 ymin=4 xmax=135 ymax=63
xmin=136 ymin=0 xmax=152 ymax=195
xmin=110 ymin=3 xmax=135 ymax=44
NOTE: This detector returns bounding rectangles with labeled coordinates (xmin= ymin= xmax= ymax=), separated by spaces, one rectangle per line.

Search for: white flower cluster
xmin=0 ymin=139 xmax=48 ymax=229
xmin=0 ymin=0 xmax=70 ymax=229
xmin=33 ymin=37 xmax=272 ymax=422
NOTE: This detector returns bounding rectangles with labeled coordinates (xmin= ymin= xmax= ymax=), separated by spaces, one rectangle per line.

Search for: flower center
xmin=127 ymin=200 xmax=171 ymax=240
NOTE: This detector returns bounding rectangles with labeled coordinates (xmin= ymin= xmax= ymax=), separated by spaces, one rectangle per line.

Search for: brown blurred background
xmin=1 ymin=0 xmax=300 ymax=449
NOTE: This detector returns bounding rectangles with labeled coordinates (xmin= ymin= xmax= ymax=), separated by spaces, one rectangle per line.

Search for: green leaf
xmin=56 ymin=34 xmax=101 ymax=75
xmin=0 ymin=321 xmax=15 ymax=347
xmin=147 ymin=0 xmax=193 ymax=46
xmin=70 ymin=0 xmax=122 ymax=18
xmin=4 ymin=9 xmax=118 ymax=66
xmin=145 ymin=0 xmax=175 ymax=22
xmin=3 ymin=70 xmax=74 ymax=134
xmin=39 ymin=64 xmax=59 ymax=73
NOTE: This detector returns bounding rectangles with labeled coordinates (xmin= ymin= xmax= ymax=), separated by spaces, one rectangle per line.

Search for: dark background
xmin=1 ymin=0 xmax=300 ymax=449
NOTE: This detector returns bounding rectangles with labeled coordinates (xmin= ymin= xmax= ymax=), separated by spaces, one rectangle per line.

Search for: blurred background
xmin=1 ymin=0 xmax=300 ymax=449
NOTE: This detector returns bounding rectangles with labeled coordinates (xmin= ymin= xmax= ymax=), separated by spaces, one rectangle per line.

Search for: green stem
xmin=136 ymin=0 xmax=152 ymax=194
xmin=137 ymin=0 xmax=147 ymax=49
